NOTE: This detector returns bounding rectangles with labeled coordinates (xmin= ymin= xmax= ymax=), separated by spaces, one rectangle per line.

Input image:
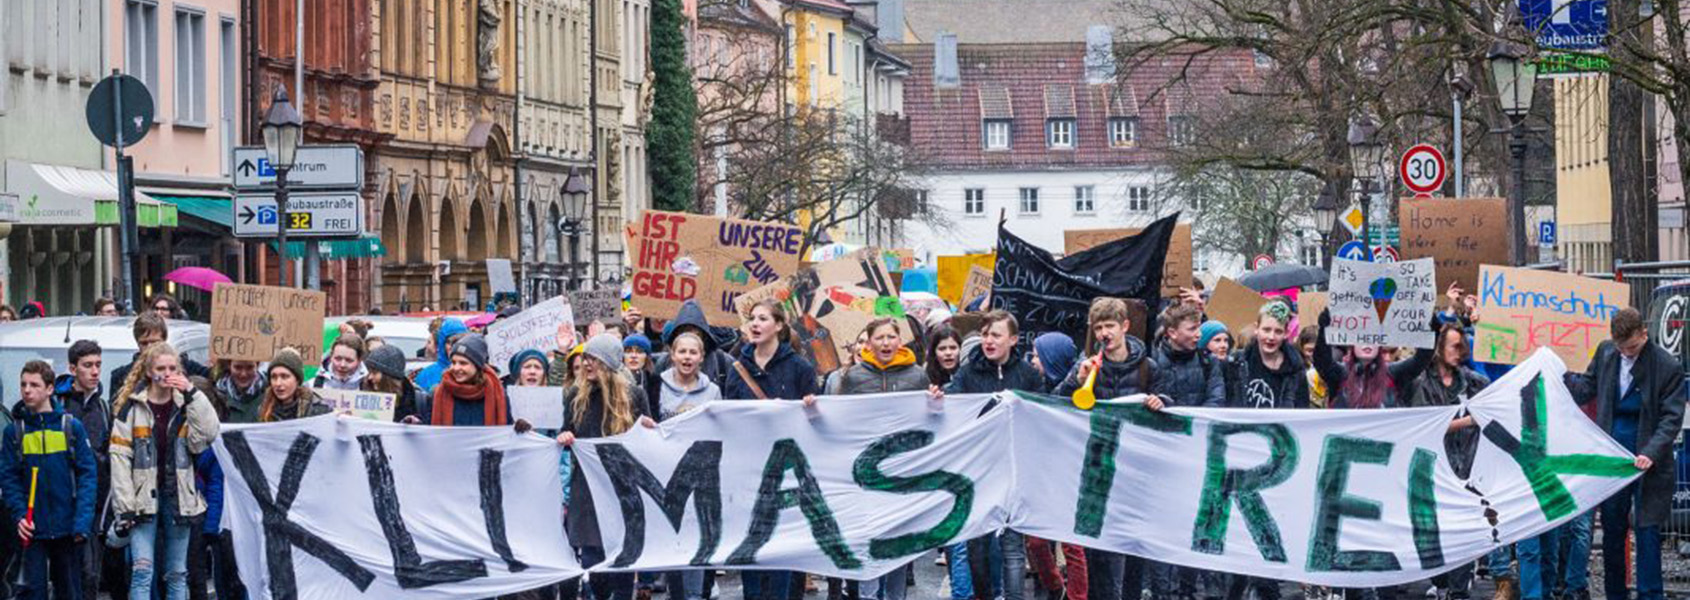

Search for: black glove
xmin=1318 ymin=307 xmax=1331 ymax=329
xmin=513 ymin=419 xmax=533 ymax=434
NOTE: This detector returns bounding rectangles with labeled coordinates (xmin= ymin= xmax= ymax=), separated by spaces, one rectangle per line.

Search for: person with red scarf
xmin=429 ymin=334 xmax=511 ymax=426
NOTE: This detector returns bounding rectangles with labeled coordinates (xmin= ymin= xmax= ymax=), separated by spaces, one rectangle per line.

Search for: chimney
xmin=935 ymin=32 xmax=960 ymax=88
xmin=879 ymin=0 xmax=905 ymax=43
xmin=1085 ymin=25 xmax=1116 ymax=84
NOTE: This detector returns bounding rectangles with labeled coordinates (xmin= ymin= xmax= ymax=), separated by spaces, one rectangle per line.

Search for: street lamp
xmin=1313 ymin=183 xmax=1339 ymax=271
xmin=262 ymin=86 xmax=303 ymax=286
xmin=1347 ymin=115 xmax=1386 ymax=245
xmin=562 ymin=167 xmax=591 ymax=290
xmin=1489 ymin=41 xmax=1537 ymax=265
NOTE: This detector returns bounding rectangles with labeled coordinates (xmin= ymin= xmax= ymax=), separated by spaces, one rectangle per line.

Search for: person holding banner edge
xmin=1150 ymin=303 xmax=1227 ymax=600
xmin=2 ymin=361 xmax=98 ymax=600
xmin=555 ymin=333 xmax=653 ymax=600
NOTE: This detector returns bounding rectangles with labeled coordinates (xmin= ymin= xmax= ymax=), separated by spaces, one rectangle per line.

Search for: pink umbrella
xmin=163 ymin=266 xmax=233 ymax=292
xmin=464 ymin=313 xmax=499 ymax=328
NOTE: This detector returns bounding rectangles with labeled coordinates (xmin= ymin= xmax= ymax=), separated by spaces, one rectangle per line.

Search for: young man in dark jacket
xmin=2 ymin=361 xmax=98 ymax=600
xmin=1147 ymin=304 xmax=1224 ymax=600
xmin=52 ymin=340 xmax=108 ymax=597
xmin=1589 ymin=308 xmax=1685 ymax=600
xmin=1054 ymin=298 xmax=1162 ymax=600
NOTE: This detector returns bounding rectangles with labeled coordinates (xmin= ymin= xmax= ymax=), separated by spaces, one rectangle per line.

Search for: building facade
xmin=515 ymin=0 xmax=596 ymax=299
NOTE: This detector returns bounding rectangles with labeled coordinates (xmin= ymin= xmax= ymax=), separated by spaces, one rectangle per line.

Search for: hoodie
xmin=652 ymin=300 xmax=737 ymax=388
xmin=1226 ymin=342 xmax=1310 ymax=409
xmin=311 ymin=363 xmax=368 ymax=391
xmin=947 ymin=344 xmax=1046 ymax=395
xmin=1055 ymin=336 xmax=1155 ymax=399
xmin=52 ymin=374 xmax=108 ymax=464
xmin=1032 ymin=333 xmax=1079 ymax=391
xmin=836 ymin=347 xmax=929 ymax=395
xmin=0 ymin=401 xmax=97 ymax=540
xmin=411 ymin=318 xmax=468 ymax=395
xmin=653 ymin=369 xmax=721 ymax=420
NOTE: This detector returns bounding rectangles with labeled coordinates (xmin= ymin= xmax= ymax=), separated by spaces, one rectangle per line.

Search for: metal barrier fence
xmin=1616 ymin=260 xmax=1690 ymax=310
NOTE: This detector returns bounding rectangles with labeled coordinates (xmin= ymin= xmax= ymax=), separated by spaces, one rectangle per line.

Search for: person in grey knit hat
xmin=583 ymin=333 xmax=624 ymax=374
xmin=365 ymin=344 xmax=407 ymax=381
xmin=451 ymin=334 xmax=491 ymax=372
xmin=361 ymin=344 xmax=422 ymax=423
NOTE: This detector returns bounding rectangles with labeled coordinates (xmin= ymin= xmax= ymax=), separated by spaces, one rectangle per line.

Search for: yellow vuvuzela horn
xmin=1072 ymin=359 xmax=1099 ymax=410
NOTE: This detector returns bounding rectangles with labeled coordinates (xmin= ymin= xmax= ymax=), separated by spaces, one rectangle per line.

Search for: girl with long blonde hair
xmin=554 ymin=333 xmax=651 ymax=600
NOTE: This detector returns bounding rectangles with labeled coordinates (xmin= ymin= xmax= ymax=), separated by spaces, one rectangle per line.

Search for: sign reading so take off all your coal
xmin=209 ymin=283 xmax=328 ymax=364
xmin=1325 ymin=258 xmax=1437 ymax=349
xmin=627 ymin=210 xmax=805 ymax=324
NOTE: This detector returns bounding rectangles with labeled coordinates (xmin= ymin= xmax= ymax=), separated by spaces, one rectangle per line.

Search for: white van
xmin=0 ymin=317 xmax=209 ymax=408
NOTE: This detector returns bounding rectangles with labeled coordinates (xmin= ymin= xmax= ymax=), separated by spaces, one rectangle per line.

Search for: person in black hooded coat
xmin=653 ymin=300 xmax=738 ymax=393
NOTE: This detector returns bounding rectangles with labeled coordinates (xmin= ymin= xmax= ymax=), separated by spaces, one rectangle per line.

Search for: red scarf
xmin=431 ymin=366 xmax=510 ymax=426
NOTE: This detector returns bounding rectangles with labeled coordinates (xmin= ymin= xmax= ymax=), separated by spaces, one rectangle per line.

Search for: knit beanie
xmin=508 ymin=349 xmax=549 ymax=377
xmin=623 ymin=333 xmax=652 ymax=354
xmin=1199 ymin=320 xmax=1230 ymax=351
xmin=366 ymin=344 xmax=408 ymax=380
xmin=451 ymin=333 xmax=491 ymax=372
xmin=269 ymin=347 xmax=306 ymax=382
xmin=584 ymin=333 xmax=624 ymax=371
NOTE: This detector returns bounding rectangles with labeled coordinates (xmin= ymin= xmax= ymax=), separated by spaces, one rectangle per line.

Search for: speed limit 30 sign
xmin=1399 ymin=144 xmax=1447 ymax=196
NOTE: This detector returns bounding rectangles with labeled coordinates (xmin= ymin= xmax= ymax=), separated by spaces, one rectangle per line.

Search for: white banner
xmin=215 ymin=417 xmax=582 ymax=600
xmin=487 ymin=295 xmax=575 ymax=374
xmin=572 ymin=394 xmax=1015 ymax=579
xmin=1326 ymin=257 xmax=1437 ymax=349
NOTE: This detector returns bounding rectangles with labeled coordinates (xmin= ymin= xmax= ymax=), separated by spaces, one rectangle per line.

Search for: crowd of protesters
xmin=0 ymin=279 xmax=1676 ymax=600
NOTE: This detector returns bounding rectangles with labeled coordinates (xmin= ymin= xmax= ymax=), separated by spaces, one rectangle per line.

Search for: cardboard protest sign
xmin=507 ymin=386 xmax=565 ymax=430
xmin=315 ymin=389 xmax=397 ymax=422
xmin=733 ymin=280 xmax=792 ymax=321
xmin=486 ymin=259 xmax=517 ymax=294
xmin=1325 ymin=257 xmax=1437 ymax=348
xmin=959 ymin=266 xmax=992 ymax=310
xmin=879 ymin=248 xmax=917 ymax=273
xmin=210 ymin=283 xmax=328 ymax=364
xmin=807 ymin=249 xmax=913 ymax=359
xmin=937 ymin=254 xmax=996 ymax=305
xmin=1203 ymin=278 xmax=1267 ymax=340
xmin=568 ymin=289 xmax=621 ymax=323
xmin=626 ymin=210 xmax=805 ymax=324
xmin=1399 ymin=198 xmax=1507 ymax=293
xmin=1472 ymin=265 xmax=1629 ymax=370
xmin=1064 ymin=223 xmax=1194 ymax=297
xmin=486 ymin=296 xmax=575 ymax=374
xmin=1297 ymin=292 xmax=1329 ymax=331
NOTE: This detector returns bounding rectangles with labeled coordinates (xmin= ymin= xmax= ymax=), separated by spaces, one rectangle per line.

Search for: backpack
xmin=10 ymin=413 xmax=77 ymax=465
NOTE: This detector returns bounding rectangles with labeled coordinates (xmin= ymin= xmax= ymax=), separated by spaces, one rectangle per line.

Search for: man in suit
xmin=1590 ymin=307 xmax=1686 ymax=600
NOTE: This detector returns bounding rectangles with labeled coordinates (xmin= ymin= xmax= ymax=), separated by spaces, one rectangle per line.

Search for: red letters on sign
xmin=641 ymin=212 xmax=687 ymax=241
xmin=639 ymin=238 xmax=681 ymax=270
xmin=633 ymin=272 xmax=696 ymax=302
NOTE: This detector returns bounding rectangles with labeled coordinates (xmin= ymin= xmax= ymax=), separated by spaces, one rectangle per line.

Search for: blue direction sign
xmin=1518 ymin=0 xmax=1607 ymax=51
xmin=1337 ymin=241 xmax=1373 ymax=262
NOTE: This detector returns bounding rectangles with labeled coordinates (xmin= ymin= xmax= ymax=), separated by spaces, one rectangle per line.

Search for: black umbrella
xmin=1237 ymin=263 xmax=1328 ymax=291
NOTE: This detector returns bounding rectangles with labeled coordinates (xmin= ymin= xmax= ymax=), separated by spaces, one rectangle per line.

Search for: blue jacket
xmin=194 ymin=449 xmax=223 ymax=534
xmin=412 ymin=318 xmax=468 ymax=396
xmin=720 ymin=342 xmax=818 ymax=400
xmin=0 ymin=402 xmax=97 ymax=539
xmin=52 ymin=374 xmax=108 ymax=465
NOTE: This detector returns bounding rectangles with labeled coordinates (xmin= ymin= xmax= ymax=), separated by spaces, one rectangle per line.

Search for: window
xmin=1194 ymin=250 xmax=1211 ymax=273
xmin=1074 ymin=186 xmax=1095 ymax=214
xmin=1300 ymin=244 xmax=1321 ymax=267
xmin=964 ymin=188 xmax=985 ymax=215
xmin=1128 ymin=186 xmax=1151 ymax=212
xmin=808 ymin=63 xmax=818 ymax=106
xmin=1047 ymin=119 xmax=1074 ymax=149
xmin=220 ymin=17 xmax=237 ymax=173
xmin=126 ymin=0 xmax=160 ymax=100
xmin=785 ymin=24 xmax=794 ymax=68
xmin=1168 ymin=116 xmax=1195 ymax=146
xmin=1109 ymin=118 xmax=1137 ymax=148
xmin=983 ymin=120 xmax=1010 ymax=150
xmin=174 ymin=8 xmax=207 ymax=125
xmin=1187 ymin=190 xmax=1205 ymax=214
xmin=1018 ymin=188 xmax=1040 ymax=214
xmin=827 ymin=32 xmax=837 ymax=75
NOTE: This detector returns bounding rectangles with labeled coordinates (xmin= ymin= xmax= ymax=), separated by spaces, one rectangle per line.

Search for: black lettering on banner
xmin=355 ymin=434 xmax=488 ymax=588
xmin=480 ymin=449 xmax=530 ymax=573
xmin=852 ymin=430 xmax=975 ymax=560
xmin=223 ymin=432 xmax=376 ymax=599
xmin=727 ymin=439 xmax=862 ymax=570
xmin=597 ymin=441 xmax=726 ymax=567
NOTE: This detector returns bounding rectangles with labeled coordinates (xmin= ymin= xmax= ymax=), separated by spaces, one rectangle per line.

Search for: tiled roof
xmin=1044 ymin=85 xmax=1076 ymax=119
xmin=892 ymin=41 xmax=1258 ymax=170
xmin=903 ymin=0 xmax=1144 ymax=44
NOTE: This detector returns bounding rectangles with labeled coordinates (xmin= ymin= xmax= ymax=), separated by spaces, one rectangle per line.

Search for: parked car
xmin=325 ymin=315 xmax=437 ymax=373
xmin=0 ymin=317 xmax=209 ymax=408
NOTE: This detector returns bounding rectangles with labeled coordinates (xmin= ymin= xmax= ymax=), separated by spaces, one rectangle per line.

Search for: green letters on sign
xmin=727 ymin=439 xmax=862 ymax=570
xmin=852 ymin=430 xmax=976 ymax=559
xmin=1307 ymin=435 xmax=1401 ymax=573
xmin=1074 ymin=403 xmax=1193 ymax=538
xmin=1481 ymin=375 xmax=1636 ymax=521
xmin=1191 ymin=422 xmax=1297 ymax=562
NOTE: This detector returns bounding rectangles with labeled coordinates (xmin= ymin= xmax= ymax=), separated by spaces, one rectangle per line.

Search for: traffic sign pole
xmin=276 ymin=167 xmax=291 ymax=287
xmin=111 ymin=73 xmax=141 ymax=312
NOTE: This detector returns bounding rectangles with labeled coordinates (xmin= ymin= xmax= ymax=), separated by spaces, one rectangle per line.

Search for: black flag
xmin=990 ymin=214 xmax=1175 ymax=346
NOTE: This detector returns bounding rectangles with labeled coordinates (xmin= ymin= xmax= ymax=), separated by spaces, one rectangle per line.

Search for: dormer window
xmin=1047 ymin=119 xmax=1075 ymax=149
xmin=1109 ymin=117 xmax=1137 ymax=148
xmin=984 ymin=120 xmax=1011 ymax=150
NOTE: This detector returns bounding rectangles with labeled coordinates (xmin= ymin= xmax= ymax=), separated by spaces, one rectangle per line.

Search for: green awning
xmin=97 ymin=197 xmax=178 ymax=228
xmin=270 ymin=235 xmax=388 ymax=260
xmin=148 ymin=195 xmax=230 ymax=228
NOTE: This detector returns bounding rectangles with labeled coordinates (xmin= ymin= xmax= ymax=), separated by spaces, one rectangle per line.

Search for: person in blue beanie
xmin=1198 ymin=320 xmax=1232 ymax=361
xmin=1030 ymin=332 xmax=1078 ymax=391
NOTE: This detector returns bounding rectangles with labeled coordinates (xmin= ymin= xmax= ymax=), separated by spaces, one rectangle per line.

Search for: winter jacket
xmin=721 ymin=342 xmax=819 ymax=401
xmin=1149 ymin=340 xmax=1225 ymax=408
xmin=52 ymin=374 xmax=108 ymax=464
xmin=0 ymin=402 xmax=97 ymax=539
xmin=216 ymin=374 xmax=266 ymax=424
xmin=562 ymin=383 xmax=649 ymax=547
xmin=1312 ymin=330 xmax=1433 ymax=409
xmin=837 ymin=347 xmax=930 ymax=395
xmin=262 ymin=387 xmax=334 ymax=423
xmin=1406 ymin=365 xmax=1491 ymax=479
xmin=411 ymin=318 xmax=468 ymax=396
xmin=1055 ymin=337 xmax=1156 ymax=399
xmin=650 ymin=369 xmax=721 ymax=421
xmin=1227 ymin=343 xmax=1311 ymax=409
xmin=110 ymin=387 xmax=220 ymax=521
xmin=947 ymin=345 xmax=1046 ymax=395
xmin=1587 ymin=339 xmax=1687 ymax=527
xmin=651 ymin=300 xmax=738 ymax=389
xmin=311 ymin=364 xmax=368 ymax=391
xmin=193 ymin=449 xmax=223 ymax=534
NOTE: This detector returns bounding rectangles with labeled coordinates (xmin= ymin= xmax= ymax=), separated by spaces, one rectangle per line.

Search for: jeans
xmin=967 ymin=535 xmax=999 ymax=600
xmin=21 ymin=536 xmax=83 ymax=600
xmin=1600 ymin=483 xmax=1663 ymax=600
xmin=665 ymin=571 xmax=705 ymax=600
xmin=1084 ymin=549 xmax=1123 ymax=600
xmin=1000 ymin=531 xmax=1026 ymax=600
xmin=860 ymin=564 xmax=910 ymax=600
xmin=1554 ymin=510 xmax=1593 ymax=594
xmin=946 ymin=543 xmax=974 ymax=600
xmin=741 ymin=571 xmax=793 ymax=600
xmin=129 ymin=498 xmax=192 ymax=600
xmin=1516 ymin=529 xmax=1560 ymax=600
